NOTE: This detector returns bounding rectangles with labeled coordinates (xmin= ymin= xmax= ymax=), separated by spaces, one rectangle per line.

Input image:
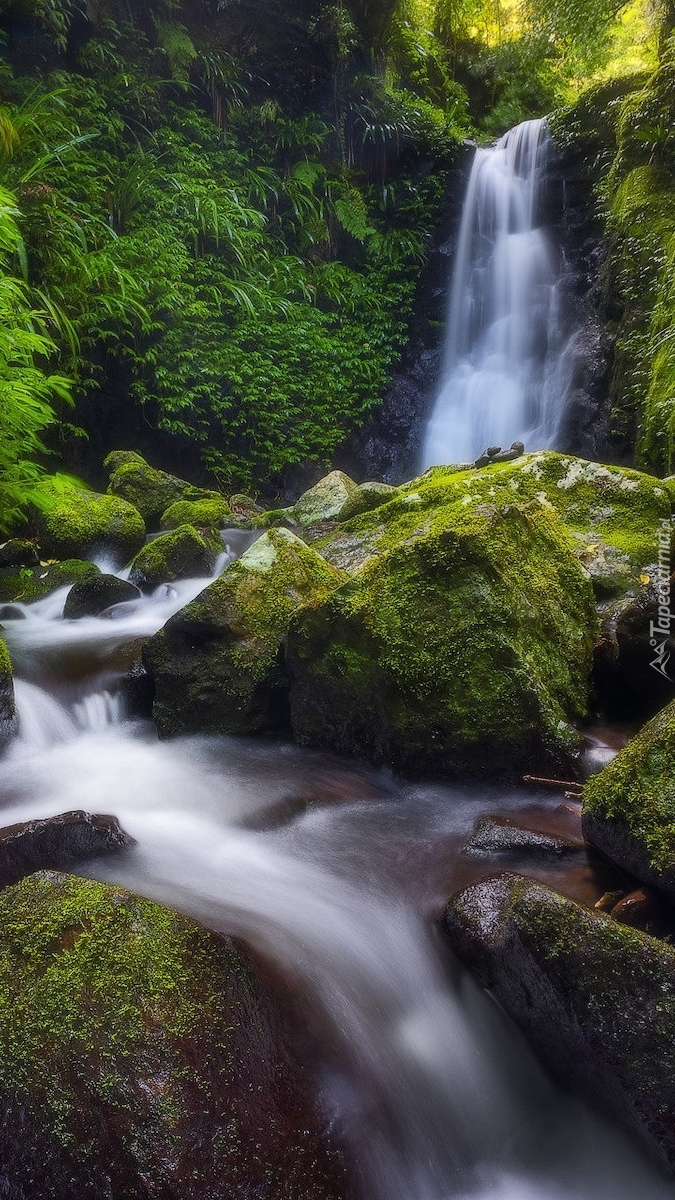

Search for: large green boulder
xmin=583 ymin=700 xmax=675 ymax=900
xmin=105 ymin=451 xmax=219 ymax=531
xmin=144 ymin=528 xmax=345 ymax=737
xmin=0 ymin=871 xmax=346 ymax=1200
xmin=442 ymin=873 xmax=675 ymax=1172
xmin=32 ymin=478 xmax=145 ymax=565
xmin=288 ymin=498 xmax=597 ymax=777
xmin=0 ymin=559 xmax=100 ymax=606
xmin=293 ymin=471 xmax=363 ymax=525
xmin=160 ymin=496 xmax=241 ymax=531
xmin=128 ymin=525 xmax=222 ymax=593
xmin=316 ymin=452 xmax=673 ymax=576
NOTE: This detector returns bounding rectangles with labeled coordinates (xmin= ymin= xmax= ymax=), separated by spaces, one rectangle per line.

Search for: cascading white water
xmin=0 ymin=551 xmax=672 ymax=1200
xmin=422 ymin=118 xmax=573 ymax=469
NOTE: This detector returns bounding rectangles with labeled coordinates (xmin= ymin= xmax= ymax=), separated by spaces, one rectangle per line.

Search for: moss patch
xmin=0 ymin=559 xmax=100 ymax=606
xmin=159 ymin=497 xmax=237 ymax=531
xmin=32 ymin=478 xmax=145 ymax=565
xmin=105 ymin=452 xmax=218 ymax=531
xmin=144 ymin=528 xmax=345 ymax=737
xmin=0 ymin=870 xmax=344 ymax=1199
xmin=289 ymin=492 xmax=597 ymax=777
xmin=583 ymin=699 xmax=675 ymax=876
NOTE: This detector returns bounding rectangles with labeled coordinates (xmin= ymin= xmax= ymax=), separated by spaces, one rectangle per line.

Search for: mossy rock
xmin=314 ymin=453 xmax=671 ymax=578
xmin=583 ymin=700 xmax=675 ymax=899
xmin=442 ymin=872 xmax=675 ymax=1173
xmin=32 ymin=478 xmax=145 ymax=565
xmin=128 ymin=525 xmax=222 ymax=594
xmin=0 ymin=871 xmax=346 ymax=1200
xmin=288 ymin=497 xmax=597 ymax=777
xmin=293 ymin=471 xmax=363 ymax=526
xmin=105 ymin=451 xmax=218 ymax=531
xmin=0 ymin=637 xmax=16 ymax=745
xmin=144 ymin=528 xmax=345 ymax=738
xmin=0 ymin=559 xmax=100 ymax=606
xmin=160 ymin=497 xmax=241 ymax=531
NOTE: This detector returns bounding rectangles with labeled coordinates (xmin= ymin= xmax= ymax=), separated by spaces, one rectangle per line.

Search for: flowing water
xmin=0 ymin=548 xmax=671 ymax=1200
xmin=422 ymin=118 xmax=577 ymax=469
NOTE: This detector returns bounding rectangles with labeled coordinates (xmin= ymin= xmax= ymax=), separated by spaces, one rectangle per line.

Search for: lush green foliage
xmin=0 ymin=183 xmax=70 ymax=531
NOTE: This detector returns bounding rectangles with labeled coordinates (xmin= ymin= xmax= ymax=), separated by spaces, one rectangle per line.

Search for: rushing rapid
xmin=422 ymin=118 xmax=576 ymax=469
xmin=0 ymin=545 xmax=670 ymax=1200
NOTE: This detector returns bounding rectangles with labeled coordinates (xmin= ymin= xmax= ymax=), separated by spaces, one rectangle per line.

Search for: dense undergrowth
xmin=0 ymin=0 xmax=669 ymax=519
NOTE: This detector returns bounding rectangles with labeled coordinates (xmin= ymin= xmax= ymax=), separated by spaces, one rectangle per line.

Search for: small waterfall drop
xmin=422 ymin=118 xmax=571 ymax=469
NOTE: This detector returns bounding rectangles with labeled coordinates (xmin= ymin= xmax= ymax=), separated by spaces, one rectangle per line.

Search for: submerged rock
xmin=0 ymin=871 xmax=348 ymax=1200
xmin=128 ymin=525 xmax=222 ymax=593
xmin=463 ymin=815 xmax=585 ymax=857
xmin=144 ymin=528 xmax=344 ymax=738
xmin=0 ymin=810 xmax=132 ymax=887
xmin=288 ymin=496 xmax=596 ymax=777
xmin=63 ymin=574 xmax=141 ymax=619
xmin=32 ymin=477 xmax=145 ymax=564
xmin=442 ymin=872 xmax=675 ymax=1173
xmin=105 ymin=450 xmax=218 ymax=531
xmin=582 ymin=699 xmax=675 ymax=901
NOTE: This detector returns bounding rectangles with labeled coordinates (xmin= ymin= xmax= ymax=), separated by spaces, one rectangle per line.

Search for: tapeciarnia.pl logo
xmin=650 ymin=518 xmax=674 ymax=681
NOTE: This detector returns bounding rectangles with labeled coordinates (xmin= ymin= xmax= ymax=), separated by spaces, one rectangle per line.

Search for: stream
xmin=0 ymin=549 xmax=671 ymax=1200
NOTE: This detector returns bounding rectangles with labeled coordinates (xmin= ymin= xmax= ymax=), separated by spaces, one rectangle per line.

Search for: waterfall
xmin=422 ymin=118 xmax=572 ymax=469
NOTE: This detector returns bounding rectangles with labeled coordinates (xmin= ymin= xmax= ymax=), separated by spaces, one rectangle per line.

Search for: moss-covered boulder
xmin=0 ymin=637 xmax=16 ymax=745
xmin=288 ymin=497 xmax=597 ymax=777
xmin=293 ymin=471 xmax=363 ymax=525
xmin=0 ymin=539 xmax=39 ymax=569
xmin=593 ymin=585 xmax=675 ymax=719
xmin=105 ymin=451 xmax=218 ymax=531
xmin=128 ymin=525 xmax=222 ymax=593
xmin=0 ymin=871 xmax=347 ymax=1200
xmin=32 ymin=478 xmax=145 ymax=565
xmin=442 ymin=872 xmax=675 ymax=1172
xmin=144 ymin=528 xmax=344 ymax=738
xmin=160 ymin=496 xmax=241 ymax=531
xmin=0 ymin=559 xmax=100 ymax=606
xmin=583 ymin=701 xmax=675 ymax=901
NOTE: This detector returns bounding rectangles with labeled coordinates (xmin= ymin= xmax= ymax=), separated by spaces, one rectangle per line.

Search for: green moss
xmin=289 ymin=491 xmax=597 ymax=776
xmin=144 ymin=528 xmax=345 ymax=737
xmin=32 ymin=478 xmax=145 ymax=565
xmin=128 ymin=525 xmax=221 ymax=592
xmin=584 ymin=701 xmax=675 ymax=871
xmin=159 ymin=497 xmax=236 ymax=530
xmin=0 ymin=869 xmax=337 ymax=1196
xmin=0 ymin=559 xmax=100 ymax=605
xmin=105 ymin=452 xmax=217 ymax=530
xmin=318 ymin=452 xmax=670 ymax=572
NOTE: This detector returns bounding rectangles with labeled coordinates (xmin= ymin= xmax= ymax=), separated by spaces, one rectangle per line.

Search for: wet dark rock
xmin=442 ymin=872 xmax=675 ymax=1172
xmin=0 ymin=540 xmax=39 ymax=569
xmin=0 ymin=810 xmax=133 ymax=887
xmin=592 ymin=582 xmax=675 ymax=719
xmin=463 ymin=815 xmax=585 ymax=857
xmin=121 ymin=659 xmax=155 ymax=719
xmin=0 ymin=870 xmax=350 ymax=1200
xmin=63 ymin=574 xmax=141 ymax=619
xmin=0 ymin=606 xmax=25 ymax=621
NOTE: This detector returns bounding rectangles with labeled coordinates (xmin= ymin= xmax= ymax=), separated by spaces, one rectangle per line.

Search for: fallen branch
xmin=522 ymin=774 xmax=583 ymax=792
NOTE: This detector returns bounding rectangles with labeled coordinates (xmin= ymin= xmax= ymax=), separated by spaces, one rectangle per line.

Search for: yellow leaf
xmin=640 ymin=573 xmax=651 ymax=585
